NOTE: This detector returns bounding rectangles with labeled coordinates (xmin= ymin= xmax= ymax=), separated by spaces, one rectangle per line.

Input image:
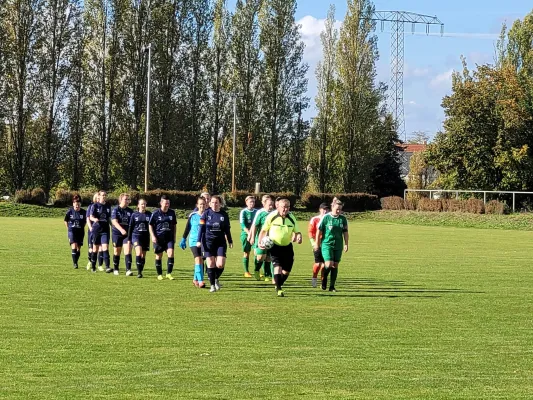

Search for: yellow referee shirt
xmin=262 ymin=211 xmax=300 ymax=246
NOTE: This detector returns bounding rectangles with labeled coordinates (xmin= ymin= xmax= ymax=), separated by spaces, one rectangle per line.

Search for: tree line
xmin=0 ymin=0 xmax=404 ymax=199
xmin=425 ymin=10 xmax=533 ymax=192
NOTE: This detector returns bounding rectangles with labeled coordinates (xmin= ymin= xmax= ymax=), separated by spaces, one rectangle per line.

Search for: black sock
xmin=207 ymin=268 xmax=216 ymax=285
xmin=141 ymin=257 xmax=146 ymax=269
xmin=274 ymin=274 xmax=283 ymax=291
xmin=125 ymin=254 xmax=132 ymax=271
xmin=71 ymin=250 xmax=77 ymax=264
xmin=215 ymin=268 xmax=224 ymax=279
xmin=75 ymin=250 xmax=81 ymax=263
xmin=264 ymin=261 xmax=272 ymax=277
xmin=136 ymin=256 xmax=143 ymax=273
xmin=254 ymin=259 xmax=263 ymax=272
xmin=330 ymin=268 xmax=338 ymax=289
xmin=281 ymin=273 xmax=289 ymax=285
xmin=98 ymin=252 xmax=103 ymax=266
xmin=167 ymin=257 xmax=174 ymax=274
xmin=88 ymin=251 xmax=92 ymax=262
xmin=113 ymin=255 xmax=120 ymax=270
xmin=103 ymin=250 xmax=110 ymax=268
xmin=323 ymin=267 xmax=331 ymax=289
xmin=91 ymin=252 xmax=97 ymax=269
xmin=155 ymin=259 xmax=163 ymax=275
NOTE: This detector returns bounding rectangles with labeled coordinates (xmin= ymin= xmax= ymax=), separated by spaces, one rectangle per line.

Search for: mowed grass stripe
xmin=0 ymin=217 xmax=532 ymax=399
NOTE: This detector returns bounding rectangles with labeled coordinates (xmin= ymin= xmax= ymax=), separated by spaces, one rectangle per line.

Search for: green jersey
xmin=252 ymin=208 xmax=270 ymax=244
xmin=239 ymin=208 xmax=257 ymax=234
xmin=318 ymin=213 xmax=348 ymax=250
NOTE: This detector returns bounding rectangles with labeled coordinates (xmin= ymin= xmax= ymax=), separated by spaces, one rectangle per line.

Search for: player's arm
xmin=239 ymin=209 xmax=248 ymax=234
xmin=196 ymin=212 xmax=206 ymax=247
xmin=89 ymin=206 xmax=99 ymax=223
xmin=64 ymin=211 xmax=70 ymax=230
xmin=343 ymin=218 xmax=349 ymax=252
xmin=182 ymin=215 xmax=192 ymax=240
xmin=308 ymin=220 xmax=316 ymax=247
xmin=111 ymin=210 xmax=127 ymax=235
xmin=86 ymin=207 xmax=93 ymax=231
xmin=224 ymin=214 xmax=233 ymax=248
xmin=148 ymin=213 xmax=157 ymax=243
xmin=316 ymin=217 xmax=325 ymax=248
xmin=291 ymin=216 xmax=302 ymax=244
xmin=258 ymin=215 xmax=272 ymax=249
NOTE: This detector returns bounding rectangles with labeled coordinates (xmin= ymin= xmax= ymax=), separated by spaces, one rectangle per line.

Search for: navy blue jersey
xmin=86 ymin=203 xmax=94 ymax=227
xmin=111 ymin=206 xmax=133 ymax=235
xmin=64 ymin=208 xmax=87 ymax=232
xmin=129 ymin=211 xmax=152 ymax=238
xmin=198 ymin=209 xmax=232 ymax=244
xmin=149 ymin=208 xmax=177 ymax=238
xmin=91 ymin=203 xmax=111 ymax=232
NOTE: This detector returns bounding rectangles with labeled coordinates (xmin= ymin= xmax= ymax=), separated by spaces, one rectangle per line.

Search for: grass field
xmin=1 ymin=217 xmax=533 ymax=399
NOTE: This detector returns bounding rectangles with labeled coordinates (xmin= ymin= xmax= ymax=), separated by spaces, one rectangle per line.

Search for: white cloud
xmin=430 ymin=69 xmax=454 ymax=89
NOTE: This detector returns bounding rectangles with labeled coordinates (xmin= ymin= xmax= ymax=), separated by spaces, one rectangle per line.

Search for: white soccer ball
xmin=260 ymin=236 xmax=274 ymax=250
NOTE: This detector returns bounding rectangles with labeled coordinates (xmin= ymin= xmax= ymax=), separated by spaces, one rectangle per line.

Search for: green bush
xmin=380 ymin=196 xmax=405 ymax=210
xmin=301 ymin=192 xmax=380 ymax=212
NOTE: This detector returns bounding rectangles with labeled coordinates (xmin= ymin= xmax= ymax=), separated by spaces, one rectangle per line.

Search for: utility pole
xmin=144 ymin=43 xmax=152 ymax=193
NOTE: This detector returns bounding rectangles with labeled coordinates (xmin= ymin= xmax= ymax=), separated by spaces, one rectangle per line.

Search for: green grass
xmin=1 ymin=218 xmax=533 ymax=399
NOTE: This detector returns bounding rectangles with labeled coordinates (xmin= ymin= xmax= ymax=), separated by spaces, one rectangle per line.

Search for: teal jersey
xmin=318 ymin=213 xmax=348 ymax=249
xmin=239 ymin=208 xmax=258 ymax=233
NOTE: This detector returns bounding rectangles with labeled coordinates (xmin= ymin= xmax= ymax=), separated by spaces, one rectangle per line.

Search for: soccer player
xmin=149 ymin=195 xmax=177 ymax=280
xmin=248 ymin=194 xmax=274 ymax=281
xmin=196 ymin=195 xmax=233 ymax=293
xmin=89 ymin=190 xmax=112 ymax=273
xmin=128 ymin=198 xmax=151 ymax=278
xmin=239 ymin=195 xmax=257 ymax=277
xmin=111 ymin=193 xmax=134 ymax=276
xmin=315 ymin=198 xmax=349 ymax=292
xmin=308 ymin=203 xmax=329 ymax=287
xmin=258 ymin=197 xmax=302 ymax=297
xmin=64 ymin=195 xmax=86 ymax=269
xmin=86 ymin=192 xmax=100 ymax=270
xmin=180 ymin=196 xmax=207 ymax=288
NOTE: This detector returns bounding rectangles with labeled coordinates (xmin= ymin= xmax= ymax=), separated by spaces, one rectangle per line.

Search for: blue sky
xmin=294 ymin=0 xmax=533 ymax=140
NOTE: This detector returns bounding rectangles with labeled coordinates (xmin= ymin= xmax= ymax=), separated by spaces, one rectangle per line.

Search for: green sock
xmin=243 ymin=257 xmax=249 ymax=272
xmin=254 ymin=258 xmax=263 ymax=272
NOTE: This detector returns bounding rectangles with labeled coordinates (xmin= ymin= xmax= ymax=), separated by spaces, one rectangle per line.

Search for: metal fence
xmin=403 ymin=189 xmax=533 ymax=212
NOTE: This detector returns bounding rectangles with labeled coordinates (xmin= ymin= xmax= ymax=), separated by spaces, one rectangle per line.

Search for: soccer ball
xmin=260 ymin=236 xmax=274 ymax=250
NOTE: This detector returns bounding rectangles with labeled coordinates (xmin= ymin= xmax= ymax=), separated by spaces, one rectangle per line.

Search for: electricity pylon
xmin=366 ymin=11 xmax=444 ymax=138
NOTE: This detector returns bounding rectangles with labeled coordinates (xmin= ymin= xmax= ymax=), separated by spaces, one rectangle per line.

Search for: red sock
xmin=312 ymin=263 xmax=320 ymax=278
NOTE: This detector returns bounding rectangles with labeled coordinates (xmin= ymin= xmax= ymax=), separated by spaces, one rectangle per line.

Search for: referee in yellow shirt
xmin=258 ymin=197 xmax=302 ymax=297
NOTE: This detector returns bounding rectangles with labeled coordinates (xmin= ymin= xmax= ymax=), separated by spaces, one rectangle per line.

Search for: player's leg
xmin=134 ymin=240 xmax=144 ymax=278
xmin=214 ymin=245 xmax=227 ymax=290
xmin=70 ymin=241 xmax=78 ymax=268
xmin=242 ymin=234 xmax=252 ymax=277
xmin=192 ymin=246 xmax=203 ymax=287
xmin=153 ymin=240 xmax=164 ymax=280
xmin=311 ymin=249 xmax=322 ymax=287
xmin=124 ymin=240 xmax=133 ymax=276
xmin=321 ymin=246 xmax=334 ymax=291
xmin=329 ymin=248 xmax=342 ymax=291
xmin=165 ymin=246 xmax=175 ymax=280
xmin=101 ymin=235 xmax=111 ymax=273
xmin=205 ymin=253 xmax=217 ymax=292
xmin=112 ymin=234 xmax=123 ymax=274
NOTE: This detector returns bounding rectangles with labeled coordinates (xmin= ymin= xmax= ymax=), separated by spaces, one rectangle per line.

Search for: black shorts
xmin=132 ymin=234 xmax=150 ymax=251
xmin=190 ymin=246 xmax=203 ymax=258
xmin=313 ymin=248 xmax=324 ymax=264
xmin=68 ymin=230 xmax=85 ymax=246
xmin=269 ymin=243 xmax=294 ymax=272
xmin=203 ymin=240 xmax=227 ymax=258
xmin=112 ymin=233 xmax=130 ymax=248
xmin=153 ymin=236 xmax=174 ymax=254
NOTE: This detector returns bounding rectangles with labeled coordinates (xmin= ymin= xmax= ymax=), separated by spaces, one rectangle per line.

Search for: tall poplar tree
xmin=335 ymin=0 xmax=387 ymax=192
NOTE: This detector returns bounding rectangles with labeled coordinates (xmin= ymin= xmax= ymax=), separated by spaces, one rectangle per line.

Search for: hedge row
xmin=381 ymin=196 xmax=508 ymax=214
xmin=301 ymin=192 xmax=380 ymax=212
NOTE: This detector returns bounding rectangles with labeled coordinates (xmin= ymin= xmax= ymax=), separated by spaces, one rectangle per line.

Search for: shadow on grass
xmin=215 ymin=273 xmax=484 ymax=298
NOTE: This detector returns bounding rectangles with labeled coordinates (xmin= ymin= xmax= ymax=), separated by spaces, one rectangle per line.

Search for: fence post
xmin=429 ymin=190 xmax=433 ymax=199
xmin=404 ymin=189 xmax=407 ymax=200
xmin=255 ymin=183 xmax=260 ymax=194
xmin=513 ymin=192 xmax=516 ymax=213
xmin=483 ymin=192 xmax=486 ymax=204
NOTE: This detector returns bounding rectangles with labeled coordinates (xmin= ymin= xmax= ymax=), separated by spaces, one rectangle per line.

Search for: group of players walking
xmin=64 ymin=191 xmax=349 ymax=296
